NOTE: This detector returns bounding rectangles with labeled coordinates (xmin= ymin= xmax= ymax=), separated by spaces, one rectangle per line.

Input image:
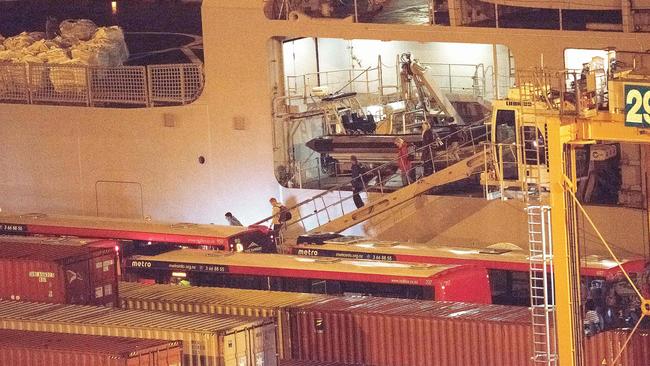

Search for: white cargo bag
xmin=59 ymin=19 xmax=98 ymax=41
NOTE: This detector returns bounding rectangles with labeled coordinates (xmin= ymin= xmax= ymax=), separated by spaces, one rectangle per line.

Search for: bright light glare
xmin=448 ymin=309 xmax=479 ymax=318
xmin=295 ymin=257 xmax=317 ymax=263
xmin=355 ymin=243 xmax=376 ymax=249
xmin=171 ymin=272 xmax=187 ymax=278
xmin=447 ymin=249 xmax=479 ymax=255
xmin=349 ymin=261 xmax=411 ymax=268
xmin=600 ymin=259 xmax=619 ymax=268
xmin=111 ymin=1 xmax=118 ymax=15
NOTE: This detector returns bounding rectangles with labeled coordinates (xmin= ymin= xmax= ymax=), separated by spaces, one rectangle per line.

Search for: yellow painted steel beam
xmin=572 ymin=113 xmax=650 ymax=144
xmin=548 ymin=111 xmax=650 ymax=366
xmin=547 ymin=117 xmax=578 ymax=366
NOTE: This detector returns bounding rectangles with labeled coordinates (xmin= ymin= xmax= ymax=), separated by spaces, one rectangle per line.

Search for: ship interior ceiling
xmin=264 ymin=0 xmax=624 ymax=30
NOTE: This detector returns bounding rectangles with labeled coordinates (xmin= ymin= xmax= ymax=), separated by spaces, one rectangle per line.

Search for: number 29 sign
xmin=625 ymin=84 xmax=650 ymax=128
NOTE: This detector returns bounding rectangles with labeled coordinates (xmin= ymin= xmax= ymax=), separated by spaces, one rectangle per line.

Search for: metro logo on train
xmin=294 ymin=247 xmax=396 ymax=261
xmin=625 ymin=84 xmax=650 ymax=128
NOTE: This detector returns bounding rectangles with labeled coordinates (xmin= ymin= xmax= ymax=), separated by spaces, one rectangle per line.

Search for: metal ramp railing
xmin=253 ymin=124 xmax=490 ymax=242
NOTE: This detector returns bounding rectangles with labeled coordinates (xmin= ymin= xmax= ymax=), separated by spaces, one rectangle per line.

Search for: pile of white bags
xmin=0 ymin=22 xmax=129 ymax=67
xmin=71 ymin=26 xmax=129 ymax=67
xmin=0 ymin=19 xmax=129 ymax=92
xmin=59 ymin=19 xmax=98 ymax=41
xmin=0 ymin=20 xmax=130 ymax=92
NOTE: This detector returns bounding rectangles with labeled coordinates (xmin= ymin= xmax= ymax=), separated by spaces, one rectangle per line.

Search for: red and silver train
xmin=0 ymin=213 xmax=272 ymax=252
xmin=124 ymin=249 xmax=493 ymax=304
xmin=291 ymin=234 xmax=648 ymax=306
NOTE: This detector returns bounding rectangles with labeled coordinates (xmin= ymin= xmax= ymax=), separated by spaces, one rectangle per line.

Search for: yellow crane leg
xmin=548 ymin=118 xmax=578 ymax=366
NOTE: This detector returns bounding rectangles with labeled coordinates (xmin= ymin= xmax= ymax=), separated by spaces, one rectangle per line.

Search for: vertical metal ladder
xmin=517 ymin=69 xmax=558 ymax=366
xmin=527 ymin=205 xmax=557 ymax=365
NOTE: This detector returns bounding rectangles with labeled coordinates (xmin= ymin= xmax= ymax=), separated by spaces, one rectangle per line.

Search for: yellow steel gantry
xmin=548 ymin=103 xmax=650 ymax=366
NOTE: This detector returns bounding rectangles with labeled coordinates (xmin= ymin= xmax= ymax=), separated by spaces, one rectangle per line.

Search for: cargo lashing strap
xmin=566 ymin=187 xmax=647 ymax=366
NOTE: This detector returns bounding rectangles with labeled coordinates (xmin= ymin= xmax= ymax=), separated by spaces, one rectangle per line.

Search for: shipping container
xmin=0 ymin=236 xmax=119 ymax=306
xmin=0 ymin=300 xmax=277 ymax=366
xmin=583 ymin=330 xmax=650 ymax=366
xmin=119 ymin=281 xmax=329 ymax=359
xmin=0 ymin=329 xmax=183 ymax=366
xmin=279 ymin=361 xmax=367 ymax=366
xmin=287 ymin=297 xmax=649 ymax=366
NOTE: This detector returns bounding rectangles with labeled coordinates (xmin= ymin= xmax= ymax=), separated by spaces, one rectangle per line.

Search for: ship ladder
xmin=518 ymin=68 xmax=558 ymax=365
xmin=527 ymin=205 xmax=558 ymax=365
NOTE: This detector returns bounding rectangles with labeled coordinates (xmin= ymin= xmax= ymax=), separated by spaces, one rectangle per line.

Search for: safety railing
xmin=513 ymin=68 xmax=607 ymax=117
xmin=286 ymin=66 xmax=382 ymax=100
xmin=419 ymin=62 xmax=487 ymax=97
xmin=0 ymin=62 xmax=203 ymax=107
xmin=482 ymin=142 xmax=527 ymax=200
xmin=255 ymin=124 xmax=490 ymax=234
xmin=285 ymin=60 xmax=489 ymax=103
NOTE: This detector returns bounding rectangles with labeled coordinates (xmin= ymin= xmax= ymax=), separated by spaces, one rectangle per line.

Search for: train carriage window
xmin=311 ymin=280 xmax=327 ymax=294
xmin=494 ymin=109 xmax=519 ymax=180
xmin=489 ymin=269 xmax=530 ymax=306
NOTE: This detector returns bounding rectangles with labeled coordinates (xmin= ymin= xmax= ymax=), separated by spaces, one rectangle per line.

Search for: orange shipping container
xmin=288 ymin=297 xmax=650 ymax=366
xmin=279 ymin=360 xmax=367 ymax=366
xmin=0 ymin=236 xmax=119 ymax=306
xmin=583 ymin=330 xmax=650 ymax=366
xmin=0 ymin=329 xmax=182 ymax=366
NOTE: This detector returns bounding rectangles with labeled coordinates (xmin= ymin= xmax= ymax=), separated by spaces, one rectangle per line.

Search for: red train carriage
xmin=123 ymin=250 xmax=493 ymax=304
xmin=0 ymin=212 xmax=272 ymax=252
xmin=292 ymin=234 xmax=647 ymax=306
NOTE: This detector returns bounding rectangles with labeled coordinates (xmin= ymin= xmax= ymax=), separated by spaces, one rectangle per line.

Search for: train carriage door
xmin=493 ymin=108 xmax=519 ymax=181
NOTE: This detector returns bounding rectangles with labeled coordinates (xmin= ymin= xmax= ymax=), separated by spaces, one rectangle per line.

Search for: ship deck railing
xmin=0 ymin=62 xmax=203 ymax=108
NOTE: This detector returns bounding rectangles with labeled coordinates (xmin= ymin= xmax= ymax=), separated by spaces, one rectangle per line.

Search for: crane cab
xmin=484 ymin=94 xmax=551 ymax=192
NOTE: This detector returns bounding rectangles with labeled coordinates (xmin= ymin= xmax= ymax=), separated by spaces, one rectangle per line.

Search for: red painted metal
xmin=0 ymin=237 xmax=119 ymax=306
xmin=125 ymin=250 xmax=493 ymax=303
xmin=288 ymin=297 xmax=532 ymax=366
xmin=0 ymin=329 xmax=182 ymax=366
xmin=288 ymin=297 xmax=650 ymax=366
xmin=583 ymin=330 xmax=650 ymax=366
xmin=279 ymin=360 xmax=367 ymax=366
xmin=0 ymin=213 xmax=266 ymax=250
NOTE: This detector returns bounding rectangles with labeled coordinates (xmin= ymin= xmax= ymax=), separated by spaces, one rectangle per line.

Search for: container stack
xmin=0 ymin=235 xmax=119 ymax=306
xmin=0 ymin=329 xmax=183 ymax=366
xmin=0 ymin=300 xmax=277 ymax=366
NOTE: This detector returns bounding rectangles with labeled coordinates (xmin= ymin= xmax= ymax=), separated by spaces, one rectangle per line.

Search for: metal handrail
xmin=0 ymin=63 xmax=203 ymax=107
xmin=252 ymin=124 xmax=490 ymax=229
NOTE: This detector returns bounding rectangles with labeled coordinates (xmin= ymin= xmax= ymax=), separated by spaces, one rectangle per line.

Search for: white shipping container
xmin=0 ymin=300 xmax=277 ymax=366
xmin=119 ymin=282 xmax=329 ymax=360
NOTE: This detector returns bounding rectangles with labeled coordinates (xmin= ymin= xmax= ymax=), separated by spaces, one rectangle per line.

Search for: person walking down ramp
xmin=350 ymin=155 xmax=366 ymax=208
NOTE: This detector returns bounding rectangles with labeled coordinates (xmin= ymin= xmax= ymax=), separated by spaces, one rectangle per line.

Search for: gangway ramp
xmin=308 ymin=149 xmax=488 ymax=234
xmin=253 ymin=125 xmax=490 ymax=241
